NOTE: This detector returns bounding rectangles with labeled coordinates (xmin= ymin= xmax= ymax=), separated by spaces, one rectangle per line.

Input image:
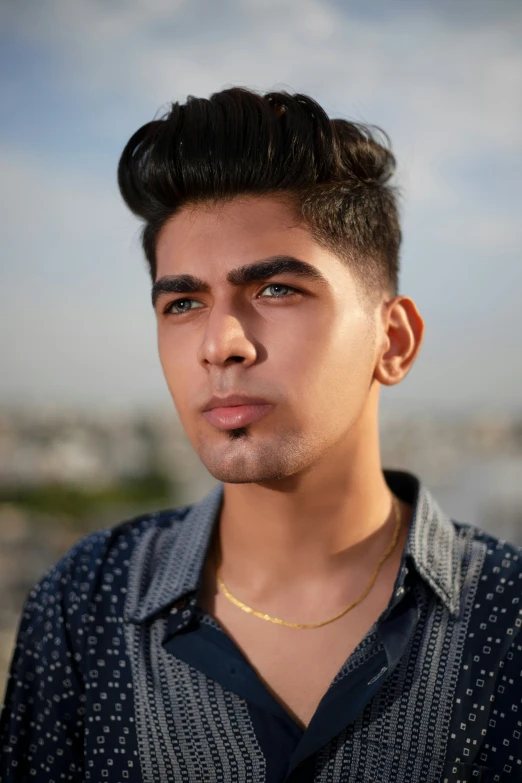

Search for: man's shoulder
xmin=451 ymin=519 xmax=522 ymax=611
xmin=453 ymin=518 xmax=522 ymax=565
xmin=28 ymin=501 xmax=196 ymax=606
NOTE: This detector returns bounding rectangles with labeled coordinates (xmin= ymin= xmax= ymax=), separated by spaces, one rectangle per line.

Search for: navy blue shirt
xmin=1 ymin=470 xmax=522 ymax=782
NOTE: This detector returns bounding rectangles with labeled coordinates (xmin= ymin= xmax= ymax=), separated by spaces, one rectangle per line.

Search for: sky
xmin=1 ymin=0 xmax=521 ymax=416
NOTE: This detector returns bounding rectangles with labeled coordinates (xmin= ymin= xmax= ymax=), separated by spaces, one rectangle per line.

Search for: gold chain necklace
xmin=216 ymin=495 xmax=402 ymax=630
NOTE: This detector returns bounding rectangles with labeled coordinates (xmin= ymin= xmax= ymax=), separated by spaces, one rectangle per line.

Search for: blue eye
xmin=259 ymin=284 xmax=296 ymax=298
xmin=166 ymin=298 xmax=204 ymax=315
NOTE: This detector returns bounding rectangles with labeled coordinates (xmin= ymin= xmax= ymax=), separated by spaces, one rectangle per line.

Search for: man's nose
xmin=197 ymin=306 xmax=257 ymax=368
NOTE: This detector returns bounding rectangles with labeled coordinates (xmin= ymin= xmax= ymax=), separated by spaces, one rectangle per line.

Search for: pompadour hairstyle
xmin=118 ymin=87 xmax=401 ymax=297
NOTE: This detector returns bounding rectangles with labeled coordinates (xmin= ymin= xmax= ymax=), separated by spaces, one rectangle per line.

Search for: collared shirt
xmin=1 ymin=470 xmax=521 ymax=782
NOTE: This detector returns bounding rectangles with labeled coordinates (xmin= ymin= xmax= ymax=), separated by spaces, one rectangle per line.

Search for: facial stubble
xmin=195 ymin=419 xmax=326 ymax=485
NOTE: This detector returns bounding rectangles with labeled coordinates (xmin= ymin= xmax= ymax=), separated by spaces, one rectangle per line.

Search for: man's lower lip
xmin=203 ymin=404 xmax=272 ymax=430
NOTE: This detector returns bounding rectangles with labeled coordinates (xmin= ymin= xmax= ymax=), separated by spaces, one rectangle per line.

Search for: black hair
xmin=117 ymin=86 xmax=401 ymax=297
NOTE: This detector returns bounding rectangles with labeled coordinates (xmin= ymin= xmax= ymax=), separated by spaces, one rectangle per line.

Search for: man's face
xmin=154 ymin=195 xmax=381 ymax=484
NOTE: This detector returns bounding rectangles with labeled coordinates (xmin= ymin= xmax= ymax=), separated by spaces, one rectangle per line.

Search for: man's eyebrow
xmin=151 ymin=275 xmax=210 ymax=309
xmin=226 ymin=256 xmax=328 ymax=286
xmin=151 ymin=256 xmax=327 ymax=309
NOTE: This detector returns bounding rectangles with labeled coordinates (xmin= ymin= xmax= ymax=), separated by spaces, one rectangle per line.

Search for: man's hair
xmin=118 ymin=87 xmax=401 ymax=297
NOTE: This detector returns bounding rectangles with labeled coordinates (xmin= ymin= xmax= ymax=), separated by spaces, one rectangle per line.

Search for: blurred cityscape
xmin=1 ymin=406 xmax=522 ymax=693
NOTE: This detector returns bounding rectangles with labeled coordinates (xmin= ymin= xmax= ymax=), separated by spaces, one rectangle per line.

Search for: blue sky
xmin=1 ymin=0 xmax=521 ymax=414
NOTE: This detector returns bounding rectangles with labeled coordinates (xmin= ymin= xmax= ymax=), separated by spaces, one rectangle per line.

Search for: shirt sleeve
xmin=0 ymin=553 xmax=86 ymax=782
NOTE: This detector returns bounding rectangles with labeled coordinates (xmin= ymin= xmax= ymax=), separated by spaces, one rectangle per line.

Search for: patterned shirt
xmin=1 ymin=470 xmax=521 ymax=782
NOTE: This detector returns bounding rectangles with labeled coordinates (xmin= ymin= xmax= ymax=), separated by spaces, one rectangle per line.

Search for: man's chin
xmin=195 ymin=434 xmax=291 ymax=484
xmin=207 ymin=469 xmax=289 ymax=485
xmin=192 ymin=420 xmax=311 ymax=484
xmin=203 ymin=459 xmax=288 ymax=485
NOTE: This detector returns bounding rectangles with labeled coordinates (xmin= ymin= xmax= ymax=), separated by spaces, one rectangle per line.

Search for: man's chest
xmin=198 ymin=519 xmax=410 ymax=731
xmin=88 ymin=527 xmax=519 ymax=782
xmin=206 ymin=584 xmax=396 ymax=731
xmin=85 ymin=584 xmax=517 ymax=783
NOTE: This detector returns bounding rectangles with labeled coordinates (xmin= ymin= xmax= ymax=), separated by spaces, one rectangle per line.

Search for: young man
xmin=1 ymin=88 xmax=521 ymax=782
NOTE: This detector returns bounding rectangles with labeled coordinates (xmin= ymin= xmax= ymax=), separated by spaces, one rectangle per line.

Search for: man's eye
xmin=165 ymin=298 xmax=204 ymax=315
xmin=258 ymin=284 xmax=298 ymax=298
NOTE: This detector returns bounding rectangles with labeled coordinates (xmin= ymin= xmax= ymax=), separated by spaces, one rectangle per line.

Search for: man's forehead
xmin=154 ymin=199 xmax=352 ymax=288
xmin=156 ymin=197 xmax=305 ymax=267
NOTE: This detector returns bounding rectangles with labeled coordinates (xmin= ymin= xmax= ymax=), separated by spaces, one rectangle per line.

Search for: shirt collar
xmin=386 ymin=470 xmax=462 ymax=617
xmin=125 ymin=469 xmax=462 ymax=626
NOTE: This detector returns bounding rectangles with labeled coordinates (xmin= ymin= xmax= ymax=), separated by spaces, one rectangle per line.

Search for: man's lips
xmin=203 ymin=404 xmax=272 ymax=430
xmin=202 ymin=395 xmax=273 ymax=431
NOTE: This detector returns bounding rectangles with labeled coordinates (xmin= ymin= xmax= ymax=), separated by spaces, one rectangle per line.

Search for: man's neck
xmin=215 ymin=408 xmax=396 ymax=594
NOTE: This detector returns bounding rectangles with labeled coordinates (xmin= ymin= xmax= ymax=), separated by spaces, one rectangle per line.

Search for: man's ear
xmin=374 ymin=296 xmax=424 ymax=386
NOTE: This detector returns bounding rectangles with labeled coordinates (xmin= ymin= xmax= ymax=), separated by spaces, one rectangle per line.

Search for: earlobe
xmin=374 ymin=296 xmax=424 ymax=387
